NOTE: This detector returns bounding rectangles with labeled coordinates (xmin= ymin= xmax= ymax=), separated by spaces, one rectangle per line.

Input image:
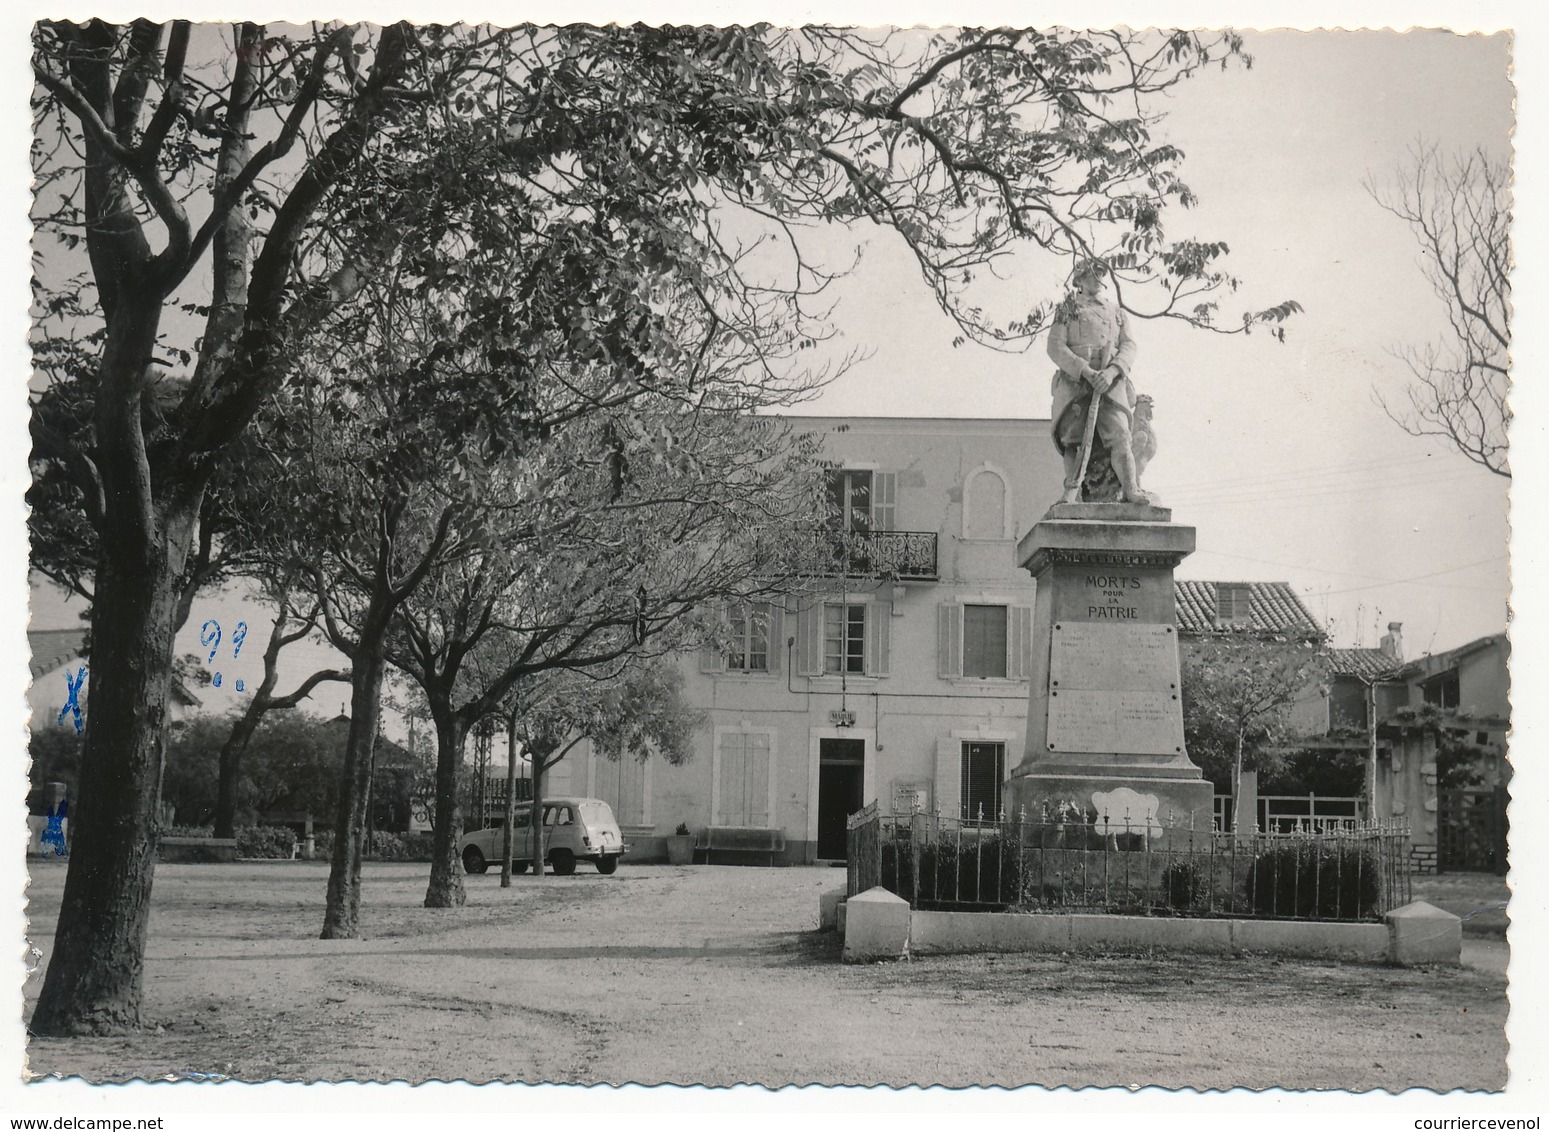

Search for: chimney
xmin=1379 ymin=622 xmax=1404 ymax=662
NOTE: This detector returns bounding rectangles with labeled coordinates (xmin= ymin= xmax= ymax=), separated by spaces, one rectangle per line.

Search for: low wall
xmin=158 ymin=836 xmax=239 ymax=864
xmin=835 ymin=888 xmax=1459 ymax=966
xmin=910 ymin=909 xmax=1390 ymax=962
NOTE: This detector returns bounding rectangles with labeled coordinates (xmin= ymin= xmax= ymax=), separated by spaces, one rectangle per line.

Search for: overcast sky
xmin=785 ymin=27 xmax=1513 ymax=657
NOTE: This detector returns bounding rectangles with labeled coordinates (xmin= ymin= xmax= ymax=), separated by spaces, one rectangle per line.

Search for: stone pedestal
xmin=1005 ymin=502 xmax=1214 ymax=842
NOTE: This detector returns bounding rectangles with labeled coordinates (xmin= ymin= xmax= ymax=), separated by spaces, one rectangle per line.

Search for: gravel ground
xmin=22 ymin=859 xmax=1509 ymax=1090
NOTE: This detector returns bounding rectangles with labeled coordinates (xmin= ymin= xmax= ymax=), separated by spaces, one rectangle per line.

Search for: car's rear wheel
xmin=550 ymin=850 xmax=576 ymax=876
xmin=462 ymin=846 xmax=487 ymax=875
xmin=512 ymin=861 xmax=530 ymax=875
xmin=596 ymin=856 xmax=618 ymax=875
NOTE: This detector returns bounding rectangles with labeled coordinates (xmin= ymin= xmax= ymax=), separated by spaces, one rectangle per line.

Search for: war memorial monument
xmin=1005 ymin=262 xmax=1213 ymax=842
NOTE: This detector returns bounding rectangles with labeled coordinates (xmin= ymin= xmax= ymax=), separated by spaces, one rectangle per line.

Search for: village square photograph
xmin=3 ymin=1 xmax=1542 ymax=1122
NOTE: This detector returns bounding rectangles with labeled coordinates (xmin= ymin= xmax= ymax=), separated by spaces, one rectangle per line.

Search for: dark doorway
xmin=817 ymin=737 xmax=865 ymax=859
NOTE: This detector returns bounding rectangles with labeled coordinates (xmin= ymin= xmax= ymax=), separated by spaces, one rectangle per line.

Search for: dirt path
xmin=23 ymin=860 xmax=1508 ymax=1089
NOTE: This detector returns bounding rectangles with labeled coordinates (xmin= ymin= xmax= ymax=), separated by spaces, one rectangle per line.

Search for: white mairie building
xmin=544 ymin=415 xmax=1067 ymax=863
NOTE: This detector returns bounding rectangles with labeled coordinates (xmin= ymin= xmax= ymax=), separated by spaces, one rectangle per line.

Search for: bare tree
xmin=1366 ymin=144 xmax=1511 ymax=476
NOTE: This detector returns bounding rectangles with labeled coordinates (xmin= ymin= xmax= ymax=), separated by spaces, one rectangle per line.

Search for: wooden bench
xmin=697 ymin=826 xmax=786 ymax=866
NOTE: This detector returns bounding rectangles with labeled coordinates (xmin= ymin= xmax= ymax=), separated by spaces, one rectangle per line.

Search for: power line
xmin=1314 ymin=555 xmax=1508 ymax=596
xmin=1164 ymin=467 xmax=1492 ymax=509
xmin=1160 ymin=451 xmax=1455 ymax=493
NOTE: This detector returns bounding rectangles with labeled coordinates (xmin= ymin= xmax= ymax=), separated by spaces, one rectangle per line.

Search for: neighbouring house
xmin=544 ymin=415 xmax=1064 ymax=862
xmin=1374 ymin=633 xmax=1510 ymax=874
xmin=28 ymin=626 xmax=201 ymax=738
xmin=1296 ymin=625 xmax=1510 ymax=873
xmin=26 ymin=626 xmax=200 ymax=855
xmin=1173 ymin=578 xmax=1329 ymax=736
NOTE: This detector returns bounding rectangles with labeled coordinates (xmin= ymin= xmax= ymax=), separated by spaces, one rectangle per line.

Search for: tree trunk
xmin=211 ymin=699 xmax=265 ymax=839
xmin=531 ymin=754 xmax=547 ymax=877
xmin=321 ymin=637 xmax=388 ymax=939
xmin=500 ymin=715 xmax=518 ymax=888
xmin=423 ymin=708 xmax=467 ymax=908
xmin=1231 ymin=731 xmax=1246 ymax=836
xmin=30 ymin=501 xmax=197 ymax=1035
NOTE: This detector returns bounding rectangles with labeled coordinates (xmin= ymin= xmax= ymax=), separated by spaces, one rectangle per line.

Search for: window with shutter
xmin=716 ymin=730 xmax=772 ymax=826
xmin=823 ymin=603 xmax=866 ymax=674
xmin=960 ymin=742 xmax=1005 ymax=823
xmin=826 ymin=469 xmax=873 ymax=532
xmin=794 ymin=602 xmax=822 ymax=675
xmin=873 ymin=472 xmax=897 ymax=532
xmin=725 ymin=601 xmax=777 ymax=673
xmin=938 ymin=603 xmax=964 ymax=679
xmin=1216 ymin=582 xmax=1253 ymax=624
xmin=865 ymin=601 xmax=891 ymax=676
xmin=1008 ymin=604 xmax=1034 ymax=679
xmin=962 ymin=604 xmax=1009 ymax=678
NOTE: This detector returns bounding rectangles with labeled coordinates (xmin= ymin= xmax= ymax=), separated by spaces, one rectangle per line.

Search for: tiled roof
xmin=28 ymin=628 xmax=87 ymax=678
xmin=1174 ymin=581 xmax=1325 ymax=640
xmin=1327 ymin=648 xmax=1399 ymax=678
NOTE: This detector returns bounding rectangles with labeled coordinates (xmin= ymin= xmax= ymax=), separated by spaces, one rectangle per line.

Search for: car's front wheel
xmin=596 ymin=856 xmax=618 ymax=876
xmin=550 ymin=849 xmax=576 ymax=876
xmin=512 ymin=861 xmax=530 ymax=875
xmin=462 ymin=846 xmax=487 ymax=875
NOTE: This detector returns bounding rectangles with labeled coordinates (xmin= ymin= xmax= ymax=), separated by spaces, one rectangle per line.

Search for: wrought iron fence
xmin=847 ymin=807 xmax=1411 ymax=923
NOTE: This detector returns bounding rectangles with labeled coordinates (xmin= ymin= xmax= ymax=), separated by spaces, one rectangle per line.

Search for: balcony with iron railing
xmin=822 ymin=529 xmax=939 ymax=581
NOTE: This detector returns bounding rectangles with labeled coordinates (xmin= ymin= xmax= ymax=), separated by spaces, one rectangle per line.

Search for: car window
xmin=542 ymin=806 xmax=557 ymax=826
xmin=579 ymin=802 xmax=613 ymax=826
xmin=554 ymin=806 xmax=574 ymax=826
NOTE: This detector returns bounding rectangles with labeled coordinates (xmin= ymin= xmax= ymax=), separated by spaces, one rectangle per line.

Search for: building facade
xmin=547 ymin=415 xmax=1065 ymax=862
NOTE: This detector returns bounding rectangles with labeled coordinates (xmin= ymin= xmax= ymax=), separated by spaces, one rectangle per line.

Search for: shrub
xmin=880 ymin=832 xmax=1024 ymax=909
xmin=299 ymin=829 xmax=435 ymax=861
xmin=236 ymin=825 xmax=297 ymax=859
xmin=1245 ymin=840 xmax=1383 ymax=920
xmin=366 ymin=830 xmax=436 ymax=861
xmin=1160 ymin=859 xmax=1211 ymax=913
xmin=161 ymin=824 xmax=214 ymax=839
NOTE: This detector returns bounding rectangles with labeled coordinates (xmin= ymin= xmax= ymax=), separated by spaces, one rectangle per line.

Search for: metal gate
xmin=1438 ymin=786 xmax=1508 ymax=875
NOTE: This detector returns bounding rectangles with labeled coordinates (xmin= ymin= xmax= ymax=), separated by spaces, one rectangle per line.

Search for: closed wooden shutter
xmin=794 ymin=602 xmax=822 ymax=676
xmin=938 ymin=603 xmax=964 ymax=678
xmin=934 ymin=737 xmax=961 ymax=820
xmin=745 ymin=732 xmax=772 ymax=826
xmin=718 ymin=731 xmax=772 ymax=826
xmin=700 ymin=604 xmax=725 ymax=673
xmin=873 ymin=472 xmax=897 ymax=531
xmin=865 ymin=602 xmax=891 ymax=676
xmin=1008 ymin=604 xmax=1034 ymax=679
xmin=765 ymin=603 xmax=785 ymax=674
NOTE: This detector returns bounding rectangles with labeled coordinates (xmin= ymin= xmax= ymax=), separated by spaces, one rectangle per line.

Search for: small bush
xmin=1245 ymin=840 xmax=1383 ymax=920
xmin=366 ymin=830 xmax=435 ymax=861
xmin=1160 ymin=859 xmax=1211 ymax=913
xmin=161 ymin=824 xmax=214 ymax=839
xmin=302 ymin=829 xmax=435 ymax=861
xmin=237 ymin=825 xmax=297 ymax=859
xmin=880 ymin=833 xmax=1024 ymax=909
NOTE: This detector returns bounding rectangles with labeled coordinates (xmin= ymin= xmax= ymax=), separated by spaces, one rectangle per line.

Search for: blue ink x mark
xmin=41 ymin=812 xmax=67 ymax=857
xmin=57 ymin=663 xmax=87 ymax=733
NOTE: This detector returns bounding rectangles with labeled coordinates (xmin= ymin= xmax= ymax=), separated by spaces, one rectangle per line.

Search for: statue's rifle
xmin=1073 ymin=367 xmax=1108 ymax=493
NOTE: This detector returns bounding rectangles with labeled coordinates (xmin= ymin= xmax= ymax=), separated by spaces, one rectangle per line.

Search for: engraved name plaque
xmin=1047 ymin=622 xmax=1185 ymax=755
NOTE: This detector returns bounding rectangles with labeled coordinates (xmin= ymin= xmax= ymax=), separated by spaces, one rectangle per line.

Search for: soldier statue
xmin=1047 ymin=261 xmax=1159 ymax=506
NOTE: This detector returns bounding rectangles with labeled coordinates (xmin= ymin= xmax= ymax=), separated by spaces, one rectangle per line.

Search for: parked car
xmin=459 ymin=797 xmax=625 ymax=876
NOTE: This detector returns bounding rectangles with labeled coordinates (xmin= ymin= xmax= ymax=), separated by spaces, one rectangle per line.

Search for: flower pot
xmin=666 ymin=834 xmax=694 ymax=865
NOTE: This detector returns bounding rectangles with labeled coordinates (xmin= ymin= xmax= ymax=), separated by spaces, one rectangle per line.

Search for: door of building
xmin=817 ymin=737 xmax=865 ymax=859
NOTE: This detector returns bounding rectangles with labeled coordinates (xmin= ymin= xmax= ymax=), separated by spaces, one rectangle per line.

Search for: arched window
xmin=964 ymin=467 xmax=1008 ymax=540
